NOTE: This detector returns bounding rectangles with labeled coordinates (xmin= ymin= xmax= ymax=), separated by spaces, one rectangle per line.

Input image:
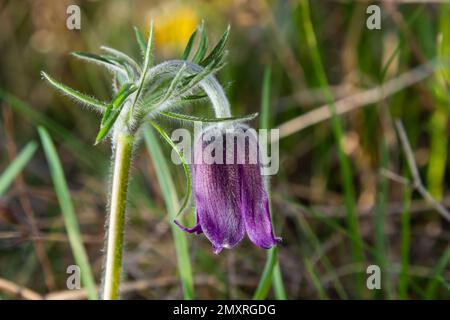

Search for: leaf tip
xmin=148 ymin=19 xmax=154 ymax=35
xmin=37 ymin=125 xmax=47 ymax=138
xmin=94 ymin=136 xmax=102 ymax=146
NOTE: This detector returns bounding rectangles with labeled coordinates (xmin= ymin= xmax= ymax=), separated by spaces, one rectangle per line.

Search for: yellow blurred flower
xmin=150 ymin=3 xmax=199 ymax=53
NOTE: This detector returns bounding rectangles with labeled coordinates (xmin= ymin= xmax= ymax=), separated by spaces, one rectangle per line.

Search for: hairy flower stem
xmin=102 ymin=132 xmax=134 ymax=300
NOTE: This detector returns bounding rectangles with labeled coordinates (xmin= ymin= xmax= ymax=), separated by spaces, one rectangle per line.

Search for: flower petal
xmin=174 ymin=213 xmax=203 ymax=234
xmin=194 ymin=162 xmax=245 ymax=254
xmin=240 ymin=165 xmax=280 ymax=249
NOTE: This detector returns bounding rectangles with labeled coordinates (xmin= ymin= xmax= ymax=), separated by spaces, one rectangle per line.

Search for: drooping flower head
xmin=175 ymin=123 xmax=281 ymax=254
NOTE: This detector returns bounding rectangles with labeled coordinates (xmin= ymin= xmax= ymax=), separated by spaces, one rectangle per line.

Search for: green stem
xmin=102 ymin=132 xmax=134 ymax=300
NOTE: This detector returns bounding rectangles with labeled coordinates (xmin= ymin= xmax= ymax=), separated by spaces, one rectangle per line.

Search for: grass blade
xmin=253 ymin=247 xmax=279 ymax=299
xmin=253 ymin=65 xmax=287 ymax=300
xmin=294 ymin=203 xmax=348 ymax=299
xmin=0 ymin=90 xmax=107 ymax=171
xmin=143 ymin=126 xmax=194 ymax=299
xmin=425 ymin=244 xmax=450 ymax=299
xmin=260 ymin=66 xmax=271 ymax=130
xmin=272 ymin=260 xmax=287 ymax=300
xmin=399 ymin=184 xmax=411 ymax=299
xmin=299 ymin=0 xmax=364 ymax=296
xmin=304 ymin=257 xmax=328 ymax=299
xmin=148 ymin=121 xmax=191 ymax=219
xmin=374 ymin=138 xmax=393 ymax=299
xmin=38 ymin=127 xmax=97 ymax=300
xmin=0 ymin=141 xmax=38 ymax=197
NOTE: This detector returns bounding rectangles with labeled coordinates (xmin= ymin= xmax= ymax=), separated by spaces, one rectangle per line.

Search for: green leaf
xmin=169 ymin=53 xmax=226 ymax=102
xmin=201 ymin=25 xmax=230 ymax=67
xmin=129 ymin=20 xmax=154 ymax=119
xmin=98 ymin=49 xmax=139 ymax=81
xmin=143 ymin=126 xmax=194 ymax=299
xmin=41 ymin=72 xmax=106 ymax=111
xmin=160 ymin=111 xmax=258 ymax=123
xmin=181 ymin=29 xmax=198 ymax=60
xmin=38 ymin=127 xmax=97 ymax=300
xmin=112 ymin=74 xmax=120 ymax=93
xmin=116 ymin=71 xmax=128 ymax=87
xmin=178 ymin=63 xmax=215 ymax=96
xmin=0 ymin=141 xmax=38 ymax=197
xmin=110 ymin=83 xmax=136 ymax=110
xmin=71 ymin=51 xmax=128 ymax=78
xmin=133 ymin=26 xmax=147 ymax=58
xmin=101 ymin=82 xmax=135 ymax=126
xmin=96 ymin=83 xmax=137 ymax=144
xmin=192 ymin=22 xmax=208 ymax=64
xmin=182 ymin=92 xmax=208 ymax=101
xmin=161 ymin=63 xmax=187 ymax=102
xmin=100 ymin=46 xmax=141 ymax=75
xmin=107 ymin=56 xmax=136 ymax=80
xmin=148 ymin=121 xmax=191 ymax=219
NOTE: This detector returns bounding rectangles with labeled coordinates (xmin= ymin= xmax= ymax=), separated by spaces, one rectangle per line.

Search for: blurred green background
xmin=0 ymin=0 xmax=449 ymax=299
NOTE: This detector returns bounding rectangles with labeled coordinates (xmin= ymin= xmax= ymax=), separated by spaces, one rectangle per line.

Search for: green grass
xmin=38 ymin=126 xmax=97 ymax=300
xmin=1 ymin=0 xmax=449 ymax=300
xmin=253 ymin=246 xmax=280 ymax=300
xmin=424 ymin=244 xmax=450 ymax=299
xmin=294 ymin=205 xmax=348 ymax=299
xmin=0 ymin=89 xmax=107 ymax=171
xmin=374 ymin=138 xmax=391 ymax=299
xmin=304 ymin=256 xmax=328 ymax=299
xmin=143 ymin=126 xmax=195 ymax=300
xmin=252 ymin=65 xmax=287 ymax=300
xmin=399 ymin=185 xmax=412 ymax=299
xmin=0 ymin=141 xmax=37 ymax=197
xmin=299 ymin=0 xmax=364 ymax=297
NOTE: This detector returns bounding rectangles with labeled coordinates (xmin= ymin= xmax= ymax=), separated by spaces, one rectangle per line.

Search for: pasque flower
xmin=42 ymin=19 xmax=280 ymax=298
xmin=175 ymin=124 xmax=281 ymax=254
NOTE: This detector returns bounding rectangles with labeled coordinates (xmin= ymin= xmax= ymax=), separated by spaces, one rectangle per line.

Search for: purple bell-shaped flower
xmin=175 ymin=124 xmax=281 ymax=254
